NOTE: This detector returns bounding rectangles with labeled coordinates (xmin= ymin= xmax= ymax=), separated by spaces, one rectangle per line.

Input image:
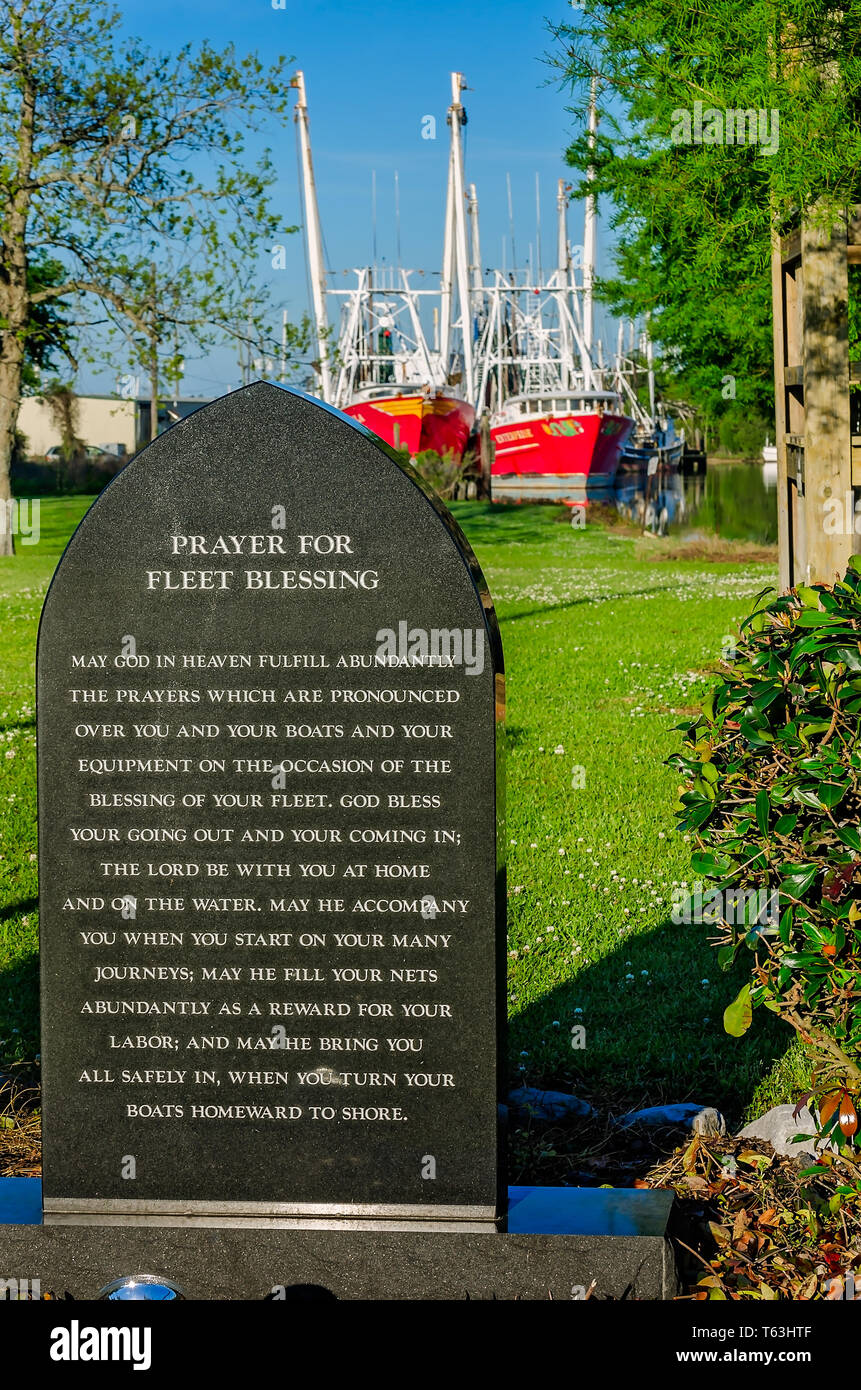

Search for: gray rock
xmin=508 ymin=1087 xmax=594 ymax=1121
xmin=737 ymin=1104 xmax=819 ymax=1160
xmin=618 ymin=1104 xmax=727 ymax=1136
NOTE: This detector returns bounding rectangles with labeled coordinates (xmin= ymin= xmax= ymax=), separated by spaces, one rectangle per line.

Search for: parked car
xmin=44 ymin=444 xmax=103 ymax=464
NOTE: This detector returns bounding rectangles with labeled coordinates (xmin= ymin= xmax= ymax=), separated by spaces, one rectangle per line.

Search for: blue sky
xmin=82 ymin=0 xmax=617 ymax=397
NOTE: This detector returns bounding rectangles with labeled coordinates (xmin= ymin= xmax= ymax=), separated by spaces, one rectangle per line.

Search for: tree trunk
xmin=0 ymin=345 xmax=25 ymax=557
xmin=0 ymin=59 xmax=37 ymax=558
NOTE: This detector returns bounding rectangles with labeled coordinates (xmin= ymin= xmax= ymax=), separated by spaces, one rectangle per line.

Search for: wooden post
xmin=801 ymin=213 xmax=853 ymax=584
xmin=771 ymin=207 xmax=858 ymax=587
xmin=770 ymin=227 xmax=792 ymax=590
xmin=478 ymin=411 xmax=493 ymax=501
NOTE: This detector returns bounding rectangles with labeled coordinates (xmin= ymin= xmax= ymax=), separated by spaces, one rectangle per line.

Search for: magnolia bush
xmin=670 ymin=558 xmax=861 ymax=1152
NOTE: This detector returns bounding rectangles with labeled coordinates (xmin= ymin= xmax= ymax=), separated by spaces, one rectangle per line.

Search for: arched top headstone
xmin=37 ymin=383 xmax=505 ymax=1230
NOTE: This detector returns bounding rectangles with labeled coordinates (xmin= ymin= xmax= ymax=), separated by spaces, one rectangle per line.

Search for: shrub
xmin=670 ymin=559 xmax=861 ymax=1152
xmin=411 ymin=449 xmax=468 ymax=500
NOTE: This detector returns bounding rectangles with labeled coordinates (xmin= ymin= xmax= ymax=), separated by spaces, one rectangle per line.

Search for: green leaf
xmin=691 ymin=850 xmax=731 ymax=877
xmin=797 ymin=586 xmax=821 ymax=609
xmin=723 ymin=983 xmax=753 ymax=1038
xmin=819 ymin=781 xmax=849 ymax=810
xmin=835 ymin=826 xmax=861 ymax=852
xmin=779 ymin=865 xmax=818 ymax=899
xmin=828 ymin=646 xmax=861 ymax=672
xmin=795 ymin=610 xmax=846 ymax=627
xmin=774 ymin=812 xmax=798 ymax=836
xmin=755 ymin=789 xmax=770 ymax=836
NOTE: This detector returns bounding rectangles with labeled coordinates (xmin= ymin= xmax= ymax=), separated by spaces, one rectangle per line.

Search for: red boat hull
xmin=344 ymin=393 xmax=475 ymax=461
xmin=491 ymin=411 xmax=633 ymax=502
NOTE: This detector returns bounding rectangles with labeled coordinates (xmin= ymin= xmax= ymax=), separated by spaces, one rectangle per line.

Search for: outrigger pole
xmin=581 ymin=76 xmax=598 ymax=390
xmin=291 ymin=71 xmax=334 ymax=404
xmin=447 ymin=72 xmax=475 ymax=404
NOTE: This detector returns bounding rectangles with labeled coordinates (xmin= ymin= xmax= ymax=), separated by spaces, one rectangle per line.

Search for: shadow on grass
xmin=0 ymin=896 xmax=38 ymax=926
xmin=501 ymin=584 xmax=680 ymax=625
xmin=450 ymin=501 xmax=570 ymax=546
xmin=510 ymin=910 xmax=804 ymax=1131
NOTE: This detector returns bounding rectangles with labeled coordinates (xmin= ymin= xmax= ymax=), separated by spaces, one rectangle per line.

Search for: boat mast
xmin=291 ymin=71 xmax=334 ymax=403
xmin=582 ymin=76 xmax=598 ymax=390
xmin=439 ymin=146 xmax=455 ymax=376
xmin=468 ymin=182 xmax=483 ymax=296
xmin=556 ymin=178 xmax=572 ymax=389
xmin=645 ymin=312 xmax=656 ymax=425
xmin=448 ymin=72 xmax=475 ymax=403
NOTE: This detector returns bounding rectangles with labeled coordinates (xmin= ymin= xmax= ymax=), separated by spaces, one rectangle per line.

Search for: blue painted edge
xmin=0 ymin=1179 xmax=673 ymax=1237
xmin=0 ymin=1177 xmax=42 ymax=1226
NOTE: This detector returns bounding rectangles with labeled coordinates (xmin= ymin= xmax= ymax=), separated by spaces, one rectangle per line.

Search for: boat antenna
xmin=506 ymin=172 xmax=517 ymax=277
xmin=394 ymin=170 xmax=401 ymax=271
xmin=535 ymin=173 xmax=542 ymax=287
xmin=371 ymin=169 xmax=377 ymax=270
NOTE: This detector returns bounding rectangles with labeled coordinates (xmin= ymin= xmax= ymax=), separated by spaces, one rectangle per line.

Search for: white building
xmin=17 ymin=393 xmax=211 ymax=458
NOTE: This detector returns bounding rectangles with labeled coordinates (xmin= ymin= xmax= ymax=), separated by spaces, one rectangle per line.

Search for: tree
xmin=552 ymin=1 xmax=861 ymax=434
xmin=22 ymin=255 xmax=75 ymax=392
xmin=0 ymin=0 xmax=302 ymax=553
xmin=41 ymin=381 xmax=82 ymax=482
xmin=100 ymin=253 xmax=308 ymax=444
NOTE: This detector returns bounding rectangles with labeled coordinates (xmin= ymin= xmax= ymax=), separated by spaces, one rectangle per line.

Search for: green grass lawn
xmin=0 ymin=495 xmax=808 ymax=1127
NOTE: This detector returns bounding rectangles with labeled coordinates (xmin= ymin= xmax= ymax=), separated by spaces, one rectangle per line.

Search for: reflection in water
xmin=682 ymin=462 xmax=777 ymax=544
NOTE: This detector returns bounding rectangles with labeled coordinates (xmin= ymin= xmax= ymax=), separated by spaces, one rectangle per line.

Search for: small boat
xmin=615 ymin=418 xmax=685 ymax=534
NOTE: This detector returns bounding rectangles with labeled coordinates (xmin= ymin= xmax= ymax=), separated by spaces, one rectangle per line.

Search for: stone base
xmin=42 ymin=1197 xmax=500 ymax=1233
xmin=0 ymin=1180 xmax=677 ymax=1300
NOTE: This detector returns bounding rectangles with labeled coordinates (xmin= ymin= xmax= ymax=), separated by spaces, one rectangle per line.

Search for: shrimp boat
xmin=489 ymin=390 xmax=632 ymax=501
xmin=474 ymin=172 xmax=633 ymax=502
xmin=292 ymin=71 xmax=475 ymax=462
xmin=611 ymin=321 xmax=685 ymax=532
xmin=345 ymin=383 xmax=475 ymax=460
